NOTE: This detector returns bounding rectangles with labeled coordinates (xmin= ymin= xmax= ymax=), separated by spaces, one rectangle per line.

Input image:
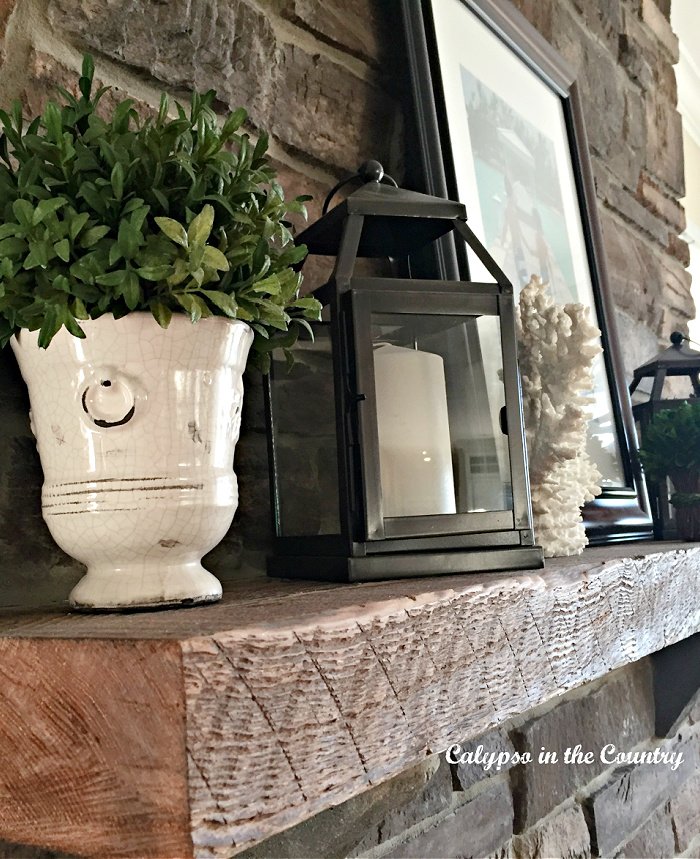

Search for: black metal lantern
xmin=630 ymin=331 xmax=700 ymax=539
xmin=265 ymin=164 xmax=543 ymax=581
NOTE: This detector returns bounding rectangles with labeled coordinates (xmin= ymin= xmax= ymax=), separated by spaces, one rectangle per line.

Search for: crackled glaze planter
xmin=11 ymin=313 xmax=253 ymax=610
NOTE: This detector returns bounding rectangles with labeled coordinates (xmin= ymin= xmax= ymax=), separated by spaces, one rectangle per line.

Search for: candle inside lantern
xmin=373 ymin=343 xmax=457 ymax=517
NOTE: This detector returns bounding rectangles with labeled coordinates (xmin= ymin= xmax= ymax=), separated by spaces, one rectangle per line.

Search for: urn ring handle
xmin=81 ymin=371 xmax=140 ymax=428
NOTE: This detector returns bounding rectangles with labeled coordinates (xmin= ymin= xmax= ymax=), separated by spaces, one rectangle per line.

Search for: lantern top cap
xmin=323 ymin=178 xmax=467 ymax=219
xmin=632 ymin=331 xmax=700 ymax=380
xmin=296 ymin=165 xmax=468 ymax=258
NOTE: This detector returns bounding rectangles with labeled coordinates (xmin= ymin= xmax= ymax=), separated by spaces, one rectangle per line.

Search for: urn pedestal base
xmin=68 ymin=561 xmax=223 ymax=611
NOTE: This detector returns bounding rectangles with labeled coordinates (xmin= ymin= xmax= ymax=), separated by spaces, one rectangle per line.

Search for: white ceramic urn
xmin=11 ymin=313 xmax=253 ymax=610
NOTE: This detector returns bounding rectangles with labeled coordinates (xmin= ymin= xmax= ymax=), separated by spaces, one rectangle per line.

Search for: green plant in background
xmin=0 ymin=54 xmax=320 ymax=370
xmin=638 ymin=401 xmax=700 ymax=500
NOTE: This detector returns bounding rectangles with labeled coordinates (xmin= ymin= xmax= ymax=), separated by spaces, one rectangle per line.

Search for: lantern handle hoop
xmin=672 ymin=331 xmax=700 ymax=351
xmin=322 ymin=160 xmax=398 ymax=215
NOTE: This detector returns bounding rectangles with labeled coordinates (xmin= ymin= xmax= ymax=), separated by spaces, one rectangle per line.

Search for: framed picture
xmin=401 ymin=0 xmax=653 ymax=543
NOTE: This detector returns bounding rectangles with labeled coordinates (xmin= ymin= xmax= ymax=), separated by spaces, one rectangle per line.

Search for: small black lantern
xmin=630 ymin=331 xmax=700 ymax=539
xmin=265 ymin=164 xmax=543 ymax=581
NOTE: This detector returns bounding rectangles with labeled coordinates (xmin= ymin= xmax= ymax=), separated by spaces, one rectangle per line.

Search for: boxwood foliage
xmin=0 ymin=55 xmax=320 ymax=371
xmin=638 ymin=401 xmax=700 ymax=481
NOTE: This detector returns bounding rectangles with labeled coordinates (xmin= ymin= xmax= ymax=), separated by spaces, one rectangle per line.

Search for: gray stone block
xmin=374 ymin=756 xmax=454 ymax=846
xmin=384 ymin=780 xmax=513 ymax=859
xmin=616 ymin=801 xmax=675 ymax=858
xmin=451 ymin=728 xmax=519 ymax=791
xmin=512 ymin=803 xmax=591 ymax=859
xmin=670 ymin=772 xmax=700 ymax=853
xmin=47 ymin=0 xmax=398 ymax=173
xmin=508 ymin=0 xmax=553 ymax=41
xmin=511 ymin=661 xmax=655 ymax=830
xmin=276 ymin=0 xmax=385 ymax=64
xmin=237 ymin=757 xmax=448 ymax=859
xmin=587 ymin=734 xmax=697 ymax=857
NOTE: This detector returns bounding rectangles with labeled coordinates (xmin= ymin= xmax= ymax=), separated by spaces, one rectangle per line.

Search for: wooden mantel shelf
xmin=1 ymin=543 xmax=699 ymax=858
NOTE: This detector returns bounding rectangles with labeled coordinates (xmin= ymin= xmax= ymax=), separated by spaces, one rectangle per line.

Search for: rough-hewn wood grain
xmin=1 ymin=544 xmax=699 ymax=858
xmin=0 ymin=640 xmax=191 ymax=858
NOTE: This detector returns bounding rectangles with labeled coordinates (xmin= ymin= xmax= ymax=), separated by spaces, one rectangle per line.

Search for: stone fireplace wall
xmin=0 ymin=0 xmax=690 ymax=608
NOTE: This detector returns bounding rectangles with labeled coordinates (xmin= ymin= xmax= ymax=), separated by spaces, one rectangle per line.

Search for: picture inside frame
xmin=429 ymin=0 xmax=626 ymax=488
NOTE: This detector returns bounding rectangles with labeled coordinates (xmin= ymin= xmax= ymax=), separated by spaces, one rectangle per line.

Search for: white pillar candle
xmin=373 ymin=343 xmax=457 ymax=517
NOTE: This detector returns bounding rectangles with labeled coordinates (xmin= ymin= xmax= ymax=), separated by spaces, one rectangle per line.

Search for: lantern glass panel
xmin=370 ymin=311 xmax=511 ymax=518
xmin=270 ymin=324 xmax=341 ymax=537
xmin=662 ymin=376 xmax=697 ymax=399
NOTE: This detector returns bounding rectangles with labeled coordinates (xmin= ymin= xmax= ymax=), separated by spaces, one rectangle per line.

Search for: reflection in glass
xmin=371 ymin=312 xmax=511 ymax=517
xmin=270 ymin=326 xmax=341 ymax=537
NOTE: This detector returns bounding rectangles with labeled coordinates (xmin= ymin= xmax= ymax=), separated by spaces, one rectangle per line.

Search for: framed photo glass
xmin=402 ymin=0 xmax=653 ymax=542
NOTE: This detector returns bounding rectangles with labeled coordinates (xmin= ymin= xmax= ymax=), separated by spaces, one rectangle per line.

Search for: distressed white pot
xmin=11 ymin=313 xmax=253 ymax=610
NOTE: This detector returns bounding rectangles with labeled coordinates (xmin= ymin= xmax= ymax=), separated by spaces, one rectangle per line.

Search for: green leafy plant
xmin=0 ymin=54 xmax=320 ymax=371
xmin=638 ymin=401 xmax=700 ymax=482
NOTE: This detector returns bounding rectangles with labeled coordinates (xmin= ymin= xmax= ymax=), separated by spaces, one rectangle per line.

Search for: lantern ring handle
xmin=322 ymin=160 xmax=398 ymax=215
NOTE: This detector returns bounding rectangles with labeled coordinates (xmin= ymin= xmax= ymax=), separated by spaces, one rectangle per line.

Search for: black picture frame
xmin=400 ymin=0 xmax=653 ymax=544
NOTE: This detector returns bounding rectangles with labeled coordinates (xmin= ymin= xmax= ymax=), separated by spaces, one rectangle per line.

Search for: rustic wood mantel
xmin=1 ymin=543 xmax=699 ymax=858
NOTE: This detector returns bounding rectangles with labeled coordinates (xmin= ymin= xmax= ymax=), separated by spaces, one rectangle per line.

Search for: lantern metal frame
xmin=630 ymin=332 xmax=700 ymax=539
xmin=265 ymin=178 xmax=543 ymax=582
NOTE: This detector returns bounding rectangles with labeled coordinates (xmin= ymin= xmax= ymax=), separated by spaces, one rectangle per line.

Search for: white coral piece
xmin=516 ymin=275 xmax=603 ymax=557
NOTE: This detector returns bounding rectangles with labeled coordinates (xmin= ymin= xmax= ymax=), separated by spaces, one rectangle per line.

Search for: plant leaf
xmin=53 ymin=238 xmax=71 ymax=262
xmin=111 ymin=162 xmax=124 ymax=201
xmin=175 ymin=292 xmax=201 ymax=322
xmin=117 ymin=220 xmax=142 ymax=259
xmin=80 ymin=225 xmax=110 ymax=248
xmin=201 ymin=289 xmax=237 ymax=316
xmin=202 ymin=245 xmax=230 ymax=271
xmin=12 ymin=199 xmax=34 ymax=228
xmin=155 ymin=216 xmax=188 ymax=248
xmin=187 ymin=204 xmax=214 ymax=246
xmin=136 ymin=264 xmax=172 ymax=281
xmin=0 ymin=237 xmax=26 ymax=256
xmin=121 ymin=269 xmax=140 ymax=309
xmin=69 ymin=212 xmax=90 ymax=240
xmin=95 ymin=270 xmax=128 ymax=287
xmin=32 ymin=197 xmax=66 ymax=226
xmin=150 ymin=299 xmax=173 ymax=328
